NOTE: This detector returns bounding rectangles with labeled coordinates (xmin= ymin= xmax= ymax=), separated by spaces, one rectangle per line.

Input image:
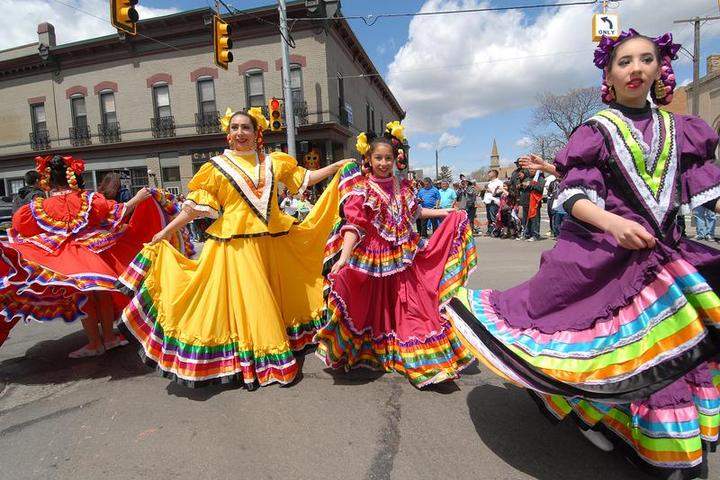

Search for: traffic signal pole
xmin=278 ymin=0 xmax=296 ymax=159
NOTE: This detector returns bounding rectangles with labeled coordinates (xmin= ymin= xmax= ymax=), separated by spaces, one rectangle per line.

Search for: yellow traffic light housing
xmin=269 ymin=97 xmax=284 ymax=131
xmin=213 ymin=16 xmax=233 ymax=70
xmin=110 ymin=0 xmax=139 ymax=35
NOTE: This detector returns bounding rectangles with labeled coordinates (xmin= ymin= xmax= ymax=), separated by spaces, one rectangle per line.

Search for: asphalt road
xmin=0 ymin=236 xmax=717 ymax=480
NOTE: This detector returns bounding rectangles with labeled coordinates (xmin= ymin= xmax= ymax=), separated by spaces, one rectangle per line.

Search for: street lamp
xmin=435 ymin=144 xmax=457 ymax=180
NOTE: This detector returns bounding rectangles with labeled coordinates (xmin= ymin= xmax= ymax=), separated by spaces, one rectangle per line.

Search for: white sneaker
xmin=579 ymin=427 xmax=614 ymax=452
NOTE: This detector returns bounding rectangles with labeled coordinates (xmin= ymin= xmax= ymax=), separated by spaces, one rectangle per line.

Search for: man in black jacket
xmin=12 ymin=171 xmax=45 ymax=213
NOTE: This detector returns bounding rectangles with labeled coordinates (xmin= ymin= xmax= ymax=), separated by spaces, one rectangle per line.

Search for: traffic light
xmin=269 ymin=97 xmax=284 ymax=131
xmin=213 ymin=15 xmax=233 ymax=70
xmin=110 ymin=0 xmax=139 ymax=35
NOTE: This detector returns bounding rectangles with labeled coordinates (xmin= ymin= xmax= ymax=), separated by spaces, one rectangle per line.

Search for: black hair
xmin=48 ymin=155 xmax=85 ymax=190
xmin=24 ymin=170 xmax=40 ymax=186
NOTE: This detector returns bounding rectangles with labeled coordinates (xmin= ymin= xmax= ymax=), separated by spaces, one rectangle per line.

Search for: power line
xmin=289 ymin=0 xmax=619 ymax=26
xmin=48 ymin=0 xmax=184 ymax=52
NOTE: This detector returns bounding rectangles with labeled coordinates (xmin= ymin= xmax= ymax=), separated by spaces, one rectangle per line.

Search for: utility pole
xmin=674 ymin=15 xmax=720 ymax=116
xmin=278 ymin=0 xmax=296 ymax=159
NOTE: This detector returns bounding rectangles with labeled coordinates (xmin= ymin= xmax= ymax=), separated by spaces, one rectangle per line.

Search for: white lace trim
xmin=679 ymin=183 xmax=720 ymax=215
xmin=297 ymin=169 xmax=311 ymax=196
xmin=592 ymin=110 xmax=677 ymax=225
xmin=182 ymin=199 xmax=219 ymax=219
xmin=553 ymin=187 xmax=605 ymax=214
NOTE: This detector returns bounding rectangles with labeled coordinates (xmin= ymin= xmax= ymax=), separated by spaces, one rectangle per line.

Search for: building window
xmin=380 ymin=116 xmax=384 ymax=134
xmin=197 ymin=78 xmax=216 ymax=114
xmin=245 ymin=69 xmax=265 ymax=107
xmin=371 ymin=107 xmax=375 ymax=134
xmin=162 ymin=166 xmax=181 ymax=183
xmin=31 ymin=103 xmax=47 ymax=132
xmin=82 ymin=171 xmax=96 ymax=190
xmin=70 ymin=96 xmax=87 ymax=127
xmin=153 ymin=84 xmax=172 ymax=118
xmin=290 ymin=64 xmax=303 ymax=104
xmin=7 ymin=178 xmax=25 ymax=195
xmin=100 ymin=91 xmax=117 ymax=125
xmin=130 ymin=167 xmax=149 ymax=194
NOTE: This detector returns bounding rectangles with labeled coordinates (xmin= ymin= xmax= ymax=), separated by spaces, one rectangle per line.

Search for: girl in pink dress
xmin=315 ymin=123 xmax=477 ymax=387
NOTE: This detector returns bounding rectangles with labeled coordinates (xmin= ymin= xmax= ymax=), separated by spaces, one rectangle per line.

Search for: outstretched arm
xmin=149 ymin=209 xmax=202 ymax=245
xmin=307 ymin=159 xmax=352 ymax=187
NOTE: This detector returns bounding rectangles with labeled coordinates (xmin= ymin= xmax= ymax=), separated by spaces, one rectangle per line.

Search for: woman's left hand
xmin=519 ymin=154 xmax=546 ymax=173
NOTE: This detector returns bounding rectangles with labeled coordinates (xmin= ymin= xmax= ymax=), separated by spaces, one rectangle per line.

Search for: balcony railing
xmin=151 ymin=116 xmax=176 ymax=138
xmin=29 ymin=129 xmax=51 ymax=151
xmin=98 ymin=122 xmax=121 ymax=144
xmin=293 ymin=100 xmax=309 ymax=126
xmin=195 ymin=111 xmax=220 ymax=134
xmin=69 ymin=125 xmax=92 ymax=146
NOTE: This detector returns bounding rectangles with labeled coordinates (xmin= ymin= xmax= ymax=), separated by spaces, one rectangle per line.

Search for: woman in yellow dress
xmin=117 ymin=108 xmax=348 ymax=388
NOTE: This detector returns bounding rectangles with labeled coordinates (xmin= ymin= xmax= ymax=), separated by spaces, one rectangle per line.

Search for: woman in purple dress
xmin=447 ymin=30 xmax=720 ymax=478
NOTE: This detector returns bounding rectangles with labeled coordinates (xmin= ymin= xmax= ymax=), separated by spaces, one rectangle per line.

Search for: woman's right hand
xmin=132 ymin=187 xmax=152 ymax=202
xmin=330 ymin=257 xmax=348 ymax=275
xmin=149 ymin=229 xmax=171 ymax=245
xmin=606 ymin=217 xmax=656 ymax=250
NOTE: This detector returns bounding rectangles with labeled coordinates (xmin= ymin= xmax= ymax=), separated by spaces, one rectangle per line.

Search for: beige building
xmin=666 ymin=55 xmax=720 ymax=131
xmin=0 ymin=2 xmax=404 ymax=196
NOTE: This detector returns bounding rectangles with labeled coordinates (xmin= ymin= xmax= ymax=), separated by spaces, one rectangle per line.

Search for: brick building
xmin=0 ymin=2 xmax=404 ymax=195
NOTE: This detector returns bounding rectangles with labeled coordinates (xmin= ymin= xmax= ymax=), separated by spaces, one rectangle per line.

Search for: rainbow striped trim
xmin=315 ymin=286 xmax=474 ymax=387
xmin=438 ymin=213 xmax=477 ymax=305
xmin=30 ymin=191 xmax=94 ymax=235
xmin=121 ymin=284 xmax=299 ymax=386
xmin=454 ymin=260 xmax=720 ymax=387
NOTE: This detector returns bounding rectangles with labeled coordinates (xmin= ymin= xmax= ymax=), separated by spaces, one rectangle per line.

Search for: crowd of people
xmin=0 ymin=29 xmax=719 ymax=480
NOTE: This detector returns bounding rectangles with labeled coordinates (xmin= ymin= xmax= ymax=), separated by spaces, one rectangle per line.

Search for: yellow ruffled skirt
xmin=118 ymin=177 xmax=340 ymax=387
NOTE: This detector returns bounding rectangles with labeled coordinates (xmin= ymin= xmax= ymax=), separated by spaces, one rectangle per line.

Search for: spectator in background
xmin=462 ymin=180 xmax=479 ymax=234
xmin=296 ymin=191 xmax=314 ymax=221
xmin=693 ymin=205 xmax=717 ymax=241
xmin=280 ymin=193 xmax=299 ymax=219
xmin=98 ymin=172 xmax=131 ymax=203
xmin=483 ymin=169 xmax=503 ymax=236
xmin=417 ymin=177 xmax=441 ymax=237
xmin=524 ymin=172 xmax=545 ymax=241
xmin=11 ymin=171 xmax=45 ymax=213
xmin=438 ymin=180 xmax=457 ymax=209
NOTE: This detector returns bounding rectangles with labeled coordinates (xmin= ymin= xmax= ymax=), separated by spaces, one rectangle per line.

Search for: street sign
xmin=592 ymin=13 xmax=620 ymax=42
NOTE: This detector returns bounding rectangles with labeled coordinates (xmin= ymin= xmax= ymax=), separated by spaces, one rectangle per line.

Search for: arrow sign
xmin=601 ymin=16 xmax=614 ymax=30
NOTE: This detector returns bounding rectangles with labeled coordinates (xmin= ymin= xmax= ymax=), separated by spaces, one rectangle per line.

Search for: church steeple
xmin=490 ymin=138 xmax=500 ymax=168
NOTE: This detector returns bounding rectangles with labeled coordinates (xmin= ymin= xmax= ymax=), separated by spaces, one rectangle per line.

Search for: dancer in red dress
xmin=0 ymin=154 xmax=190 ymax=357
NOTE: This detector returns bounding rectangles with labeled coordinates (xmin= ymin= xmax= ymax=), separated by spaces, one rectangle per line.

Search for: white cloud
xmin=437 ymin=132 xmax=462 ymax=149
xmin=416 ymin=141 xmax=434 ymax=150
xmin=0 ymin=1 xmax=179 ymax=50
xmin=515 ymin=136 xmax=533 ymax=148
xmin=388 ymin=0 xmax=720 ymax=133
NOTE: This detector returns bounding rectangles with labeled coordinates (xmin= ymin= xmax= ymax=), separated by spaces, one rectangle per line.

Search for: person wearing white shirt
xmin=280 ymin=194 xmax=299 ymax=218
xmin=483 ymin=169 xmax=503 ymax=235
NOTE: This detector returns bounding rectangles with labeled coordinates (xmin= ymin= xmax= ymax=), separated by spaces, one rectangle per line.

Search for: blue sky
xmin=4 ymin=1 xmax=719 ymax=178
xmin=146 ymin=0 xmax=720 ymax=177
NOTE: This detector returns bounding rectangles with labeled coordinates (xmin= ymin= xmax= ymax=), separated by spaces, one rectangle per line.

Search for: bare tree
xmin=527 ymin=87 xmax=603 ymax=160
xmin=469 ymin=166 xmax=489 ymax=183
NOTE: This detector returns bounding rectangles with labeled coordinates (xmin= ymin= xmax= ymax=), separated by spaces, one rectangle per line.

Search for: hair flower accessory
xmin=247 ymin=107 xmax=269 ymax=131
xmin=219 ymin=107 xmax=233 ymax=133
xmin=386 ymin=121 xmax=406 ymax=143
xmin=356 ymin=132 xmax=370 ymax=157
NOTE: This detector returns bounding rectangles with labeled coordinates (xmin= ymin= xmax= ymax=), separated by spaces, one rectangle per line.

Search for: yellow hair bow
xmin=386 ymin=121 xmax=406 ymax=143
xmin=219 ymin=107 xmax=233 ymax=133
xmin=247 ymin=107 xmax=269 ymax=131
xmin=356 ymin=132 xmax=370 ymax=156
